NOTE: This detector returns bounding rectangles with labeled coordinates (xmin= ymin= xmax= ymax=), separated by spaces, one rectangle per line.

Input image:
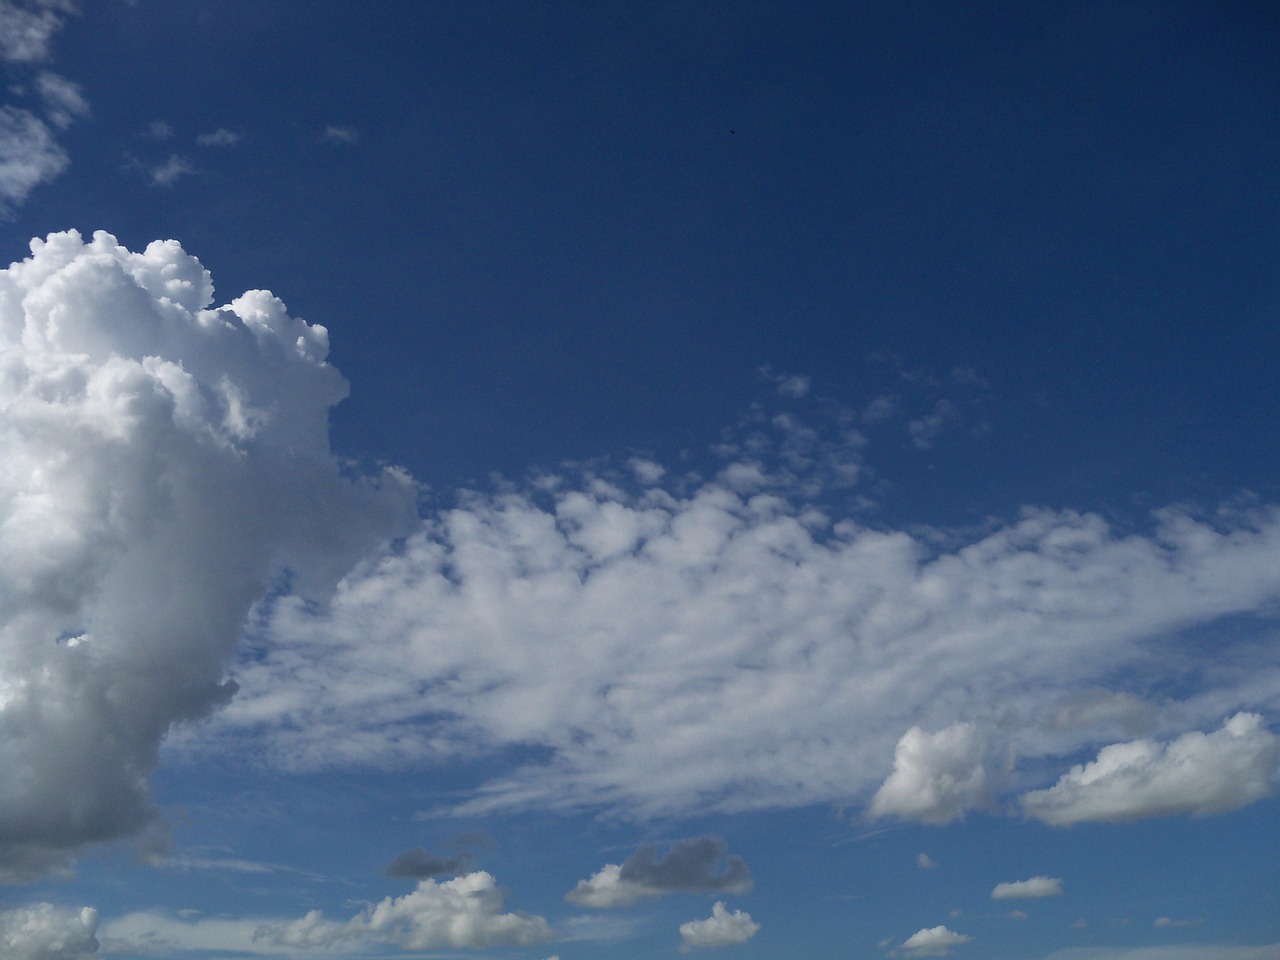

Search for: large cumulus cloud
xmin=0 ymin=230 xmax=411 ymax=880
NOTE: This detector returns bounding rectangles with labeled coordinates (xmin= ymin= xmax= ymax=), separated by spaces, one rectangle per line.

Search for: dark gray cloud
xmin=619 ymin=836 xmax=751 ymax=894
xmin=385 ymin=847 xmax=469 ymax=879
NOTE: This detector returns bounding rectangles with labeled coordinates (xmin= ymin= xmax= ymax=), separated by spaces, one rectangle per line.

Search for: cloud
xmin=0 ymin=903 xmax=99 ymax=960
xmin=567 ymin=837 xmax=751 ymax=908
xmin=1153 ymin=917 xmax=1203 ymax=929
xmin=991 ymin=876 xmax=1063 ymax=899
xmin=901 ymin=925 xmax=971 ymax=956
xmin=1035 ymin=947 xmax=1280 ymax=960
xmin=149 ymin=153 xmax=194 ymax=186
xmin=260 ymin=872 xmax=552 ymax=950
xmin=145 ymin=119 xmax=173 ymax=140
xmin=1021 ymin=713 xmax=1280 ymax=826
xmin=0 ymin=0 xmax=73 ymax=65
xmin=385 ymin=846 xmax=469 ymax=879
xmin=678 ymin=902 xmax=759 ymax=950
xmin=0 ymin=230 xmax=413 ymax=880
xmin=321 ymin=124 xmax=359 ymax=143
xmin=0 ymin=106 xmax=67 ymax=211
xmin=33 ymin=71 xmax=86 ymax=129
xmin=869 ymin=722 xmax=991 ymax=824
xmin=907 ymin=399 xmax=959 ymax=449
xmin=917 ymin=853 xmax=938 ymax=870
xmin=197 ymin=127 xmax=240 ymax=147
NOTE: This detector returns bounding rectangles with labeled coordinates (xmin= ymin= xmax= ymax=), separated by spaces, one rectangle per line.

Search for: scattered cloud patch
xmin=869 ymin=722 xmax=990 ymax=824
xmin=0 ymin=0 xmax=73 ymax=65
xmin=0 ymin=105 xmax=67 ymax=211
xmin=145 ymin=119 xmax=173 ymax=140
xmin=1022 ymin=713 xmax=1280 ymax=826
xmin=197 ymin=127 xmax=240 ymax=147
xmin=907 ymin=399 xmax=960 ymax=450
xmin=917 ymin=853 xmax=938 ymax=870
xmin=150 ymin=153 xmax=194 ymax=186
xmin=901 ymin=925 xmax=971 ymax=956
xmin=568 ymin=837 xmax=751 ymax=908
xmin=992 ymin=877 xmax=1064 ymax=899
xmin=33 ymin=70 xmax=86 ymax=128
xmin=1153 ymin=917 xmax=1204 ymax=929
xmin=321 ymin=124 xmax=359 ymax=143
xmin=678 ymin=902 xmax=759 ymax=950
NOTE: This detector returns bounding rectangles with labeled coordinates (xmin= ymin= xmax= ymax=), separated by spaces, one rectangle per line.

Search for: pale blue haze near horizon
xmin=0 ymin=2 xmax=1278 ymax=959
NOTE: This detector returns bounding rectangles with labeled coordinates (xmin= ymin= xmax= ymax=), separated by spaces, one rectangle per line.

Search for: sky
xmin=0 ymin=1 xmax=1278 ymax=958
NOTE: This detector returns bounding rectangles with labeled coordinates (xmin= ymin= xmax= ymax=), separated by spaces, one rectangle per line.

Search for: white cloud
xmin=0 ymin=0 xmax=73 ymax=65
xmin=1022 ymin=713 xmax=1280 ymax=826
xmin=150 ymin=153 xmax=194 ymax=186
xmin=0 ymin=903 xmax=99 ymax=960
xmin=34 ymin=71 xmax=87 ymax=129
xmin=907 ymin=399 xmax=959 ymax=449
xmin=991 ymin=876 xmax=1063 ymax=899
xmin=901 ymin=925 xmax=971 ymax=956
xmin=0 ymin=231 xmax=413 ymax=879
xmin=197 ymin=127 xmax=240 ymax=147
xmin=869 ymin=722 xmax=990 ymax=824
xmin=0 ymin=106 xmax=67 ymax=211
xmin=145 ymin=119 xmax=173 ymax=140
xmin=567 ymin=837 xmax=751 ymax=908
xmin=917 ymin=853 xmax=938 ymax=870
xmin=1153 ymin=917 xmax=1203 ymax=928
xmin=678 ymin=902 xmax=759 ymax=950
xmin=261 ymin=872 xmax=552 ymax=950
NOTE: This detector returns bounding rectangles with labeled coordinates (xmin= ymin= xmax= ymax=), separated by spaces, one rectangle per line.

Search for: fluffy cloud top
xmin=991 ymin=876 xmax=1063 ymax=899
xmin=0 ymin=902 xmax=98 ymax=960
xmin=678 ymin=902 xmax=759 ymax=950
xmin=869 ymin=722 xmax=990 ymax=824
xmin=567 ymin=837 xmax=751 ymax=908
xmin=262 ymin=872 xmax=552 ymax=950
xmin=901 ymin=925 xmax=971 ymax=956
xmin=0 ymin=231 xmax=411 ymax=880
xmin=1021 ymin=713 xmax=1280 ymax=826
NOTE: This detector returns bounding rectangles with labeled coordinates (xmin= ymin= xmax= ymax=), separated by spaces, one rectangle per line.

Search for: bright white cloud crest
xmin=991 ymin=876 xmax=1063 ymax=899
xmin=0 ymin=231 xmax=411 ymax=880
xmin=0 ymin=902 xmax=98 ymax=960
xmin=678 ymin=902 xmax=759 ymax=950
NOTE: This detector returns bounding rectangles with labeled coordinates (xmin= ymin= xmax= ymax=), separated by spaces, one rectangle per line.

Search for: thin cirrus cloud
xmin=678 ymin=902 xmax=759 ymax=951
xmin=567 ymin=837 xmax=751 ymax=908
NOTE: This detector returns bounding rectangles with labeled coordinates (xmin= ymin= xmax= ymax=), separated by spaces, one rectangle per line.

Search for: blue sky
xmin=0 ymin=1 xmax=1278 ymax=958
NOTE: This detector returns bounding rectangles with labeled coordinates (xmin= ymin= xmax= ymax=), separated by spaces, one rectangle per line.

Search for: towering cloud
xmin=0 ymin=231 xmax=411 ymax=880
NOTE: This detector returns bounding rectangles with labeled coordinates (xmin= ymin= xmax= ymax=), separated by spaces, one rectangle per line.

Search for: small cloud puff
xmin=679 ymin=902 xmax=759 ymax=950
xmin=917 ymin=853 xmax=938 ymax=870
xmin=1022 ymin=713 xmax=1279 ymax=826
xmin=901 ymin=925 xmax=971 ymax=957
xmin=991 ymin=876 xmax=1063 ymax=899
xmin=568 ymin=837 xmax=752 ymax=908
xmin=151 ymin=153 xmax=194 ymax=186
xmin=1154 ymin=916 xmax=1204 ymax=928
xmin=197 ymin=127 xmax=240 ymax=147
xmin=322 ymin=124 xmax=359 ymax=143
xmin=870 ymin=722 xmax=990 ymax=824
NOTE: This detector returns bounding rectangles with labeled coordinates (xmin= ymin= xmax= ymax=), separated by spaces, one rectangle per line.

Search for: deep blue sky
xmin=1 ymin=3 xmax=1279 ymax=959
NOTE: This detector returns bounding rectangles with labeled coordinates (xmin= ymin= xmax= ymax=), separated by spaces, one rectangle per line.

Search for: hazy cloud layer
xmin=0 ymin=903 xmax=98 ymax=960
xmin=991 ymin=877 xmax=1063 ymax=899
xmin=0 ymin=231 xmax=412 ymax=879
xmin=567 ymin=837 xmax=751 ymax=908
xmin=1021 ymin=713 xmax=1279 ymax=825
xmin=678 ymin=902 xmax=758 ymax=950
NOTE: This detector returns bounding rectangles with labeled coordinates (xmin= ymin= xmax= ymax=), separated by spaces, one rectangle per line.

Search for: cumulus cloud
xmin=869 ymin=722 xmax=991 ymax=824
xmin=901 ymin=925 xmax=971 ymax=956
xmin=567 ymin=837 xmax=751 ymax=908
xmin=260 ymin=872 xmax=552 ymax=950
xmin=1021 ymin=713 xmax=1280 ymax=826
xmin=0 ymin=903 xmax=99 ymax=960
xmin=0 ymin=230 xmax=412 ymax=880
xmin=678 ymin=902 xmax=758 ymax=950
xmin=385 ymin=846 xmax=469 ymax=879
xmin=991 ymin=876 xmax=1063 ymax=899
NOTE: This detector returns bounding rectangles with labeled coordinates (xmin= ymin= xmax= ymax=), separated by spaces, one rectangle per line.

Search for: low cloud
xmin=678 ymin=902 xmax=759 ymax=950
xmin=567 ymin=837 xmax=751 ymax=908
xmin=197 ymin=127 xmax=240 ymax=147
xmin=869 ymin=722 xmax=991 ymax=824
xmin=0 ymin=231 xmax=413 ymax=880
xmin=991 ymin=877 xmax=1063 ymax=899
xmin=1022 ymin=713 xmax=1279 ymax=826
xmin=0 ymin=903 xmax=99 ymax=960
xmin=566 ymin=838 xmax=749 ymax=909
xmin=261 ymin=872 xmax=552 ymax=950
xmin=917 ymin=853 xmax=938 ymax=870
xmin=0 ymin=105 xmax=67 ymax=211
xmin=150 ymin=153 xmax=194 ymax=186
xmin=901 ymin=925 xmax=971 ymax=956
